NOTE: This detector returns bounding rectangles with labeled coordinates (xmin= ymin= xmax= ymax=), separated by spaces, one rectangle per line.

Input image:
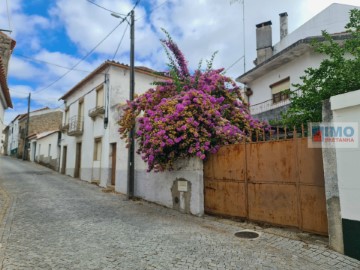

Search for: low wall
xmin=330 ymin=89 xmax=360 ymax=260
xmin=134 ymin=158 xmax=204 ymax=216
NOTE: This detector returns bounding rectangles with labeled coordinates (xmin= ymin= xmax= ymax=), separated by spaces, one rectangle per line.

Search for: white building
xmin=236 ymin=3 xmax=359 ymax=122
xmin=59 ymin=61 xmax=205 ymax=216
xmin=0 ymin=32 xmax=16 ymax=154
xmin=6 ymin=114 xmax=21 ymax=156
xmin=59 ymin=61 xmax=168 ymax=188
xmin=29 ymin=130 xmax=61 ymax=170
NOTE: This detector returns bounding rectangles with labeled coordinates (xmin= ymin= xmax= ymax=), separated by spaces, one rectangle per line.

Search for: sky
xmin=1 ymin=0 xmax=360 ymax=124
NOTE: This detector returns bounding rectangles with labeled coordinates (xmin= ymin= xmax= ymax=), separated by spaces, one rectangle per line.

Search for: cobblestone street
xmin=0 ymin=156 xmax=359 ymax=269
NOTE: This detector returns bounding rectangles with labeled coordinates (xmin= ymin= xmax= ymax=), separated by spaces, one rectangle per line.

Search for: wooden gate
xmin=204 ymin=137 xmax=328 ymax=235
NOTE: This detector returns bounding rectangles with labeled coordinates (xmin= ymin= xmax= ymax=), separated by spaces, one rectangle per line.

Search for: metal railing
xmin=250 ymin=98 xmax=291 ymax=115
xmin=68 ymin=116 xmax=83 ymax=136
xmin=250 ymin=89 xmax=300 ymax=115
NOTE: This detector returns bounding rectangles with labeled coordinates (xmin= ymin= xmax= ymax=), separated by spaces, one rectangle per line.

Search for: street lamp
xmin=112 ymin=10 xmax=135 ymax=199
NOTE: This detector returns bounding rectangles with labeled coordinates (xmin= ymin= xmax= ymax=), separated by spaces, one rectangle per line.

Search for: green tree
xmin=281 ymin=9 xmax=360 ymax=127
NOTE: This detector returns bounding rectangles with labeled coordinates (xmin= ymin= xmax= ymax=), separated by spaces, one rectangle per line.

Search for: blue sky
xmin=1 ymin=0 xmax=360 ymax=124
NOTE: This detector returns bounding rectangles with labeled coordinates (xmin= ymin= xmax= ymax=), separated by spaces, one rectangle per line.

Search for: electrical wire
xmin=135 ymin=0 xmax=169 ymax=21
xmin=33 ymin=16 xmax=130 ymax=95
xmin=111 ymin=23 xmax=129 ymax=60
xmin=224 ymin=55 xmax=244 ymax=73
xmin=6 ymin=0 xmax=12 ymax=32
xmin=14 ymin=53 xmax=93 ymax=73
xmin=32 ymin=1 xmax=141 ymax=96
xmin=86 ymin=0 xmax=126 ymax=16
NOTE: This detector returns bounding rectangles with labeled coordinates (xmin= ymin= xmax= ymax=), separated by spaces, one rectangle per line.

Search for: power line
xmin=224 ymin=55 xmax=244 ymax=73
xmin=32 ymin=0 xmax=141 ymax=96
xmin=33 ymin=16 xmax=130 ymax=95
xmin=136 ymin=0 xmax=169 ymax=21
xmin=6 ymin=0 xmax=12 ymax=32
xmin=14 ymin=53 xmax=94 ymax=73
xmin=86 ymin=0 xmax=126 ymax=16
xmin=111 ymin=23 xmax=129 ymax=60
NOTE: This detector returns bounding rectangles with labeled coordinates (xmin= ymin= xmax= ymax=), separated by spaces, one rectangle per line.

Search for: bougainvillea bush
xmin=119 ymin=31 xmax=269 ymax=172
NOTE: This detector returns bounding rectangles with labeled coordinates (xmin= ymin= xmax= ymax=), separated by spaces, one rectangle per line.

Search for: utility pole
xmin=22 ymin=93 xmax=31 ymax=160
xmin=127 ymin=10 xmax=135 ymax=199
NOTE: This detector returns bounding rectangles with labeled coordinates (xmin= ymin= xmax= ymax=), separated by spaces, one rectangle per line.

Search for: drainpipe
xmin=104 ymin=73 xmax=109 ymax=129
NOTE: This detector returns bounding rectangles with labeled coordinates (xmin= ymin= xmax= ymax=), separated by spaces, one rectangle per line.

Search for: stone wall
xmin=0 ymin=33 xmax=13 ymax=76
xmin=18 ymin=111 xmax=62 ymax=159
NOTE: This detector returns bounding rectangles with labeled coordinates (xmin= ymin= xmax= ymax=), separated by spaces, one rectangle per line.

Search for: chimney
xmin=280 ymin=12 xmax=288 ymax=40
xmin=255 ymin=21 xmax=273 ymax=65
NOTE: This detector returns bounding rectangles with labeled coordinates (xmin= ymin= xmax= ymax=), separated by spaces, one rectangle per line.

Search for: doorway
xmin=61 ymin=146 xmax=67 ymax=174
xmin=74 ymin=142 xmax=82 ymax=178
xmin=111 ymin=143 xmax=117 ymax=186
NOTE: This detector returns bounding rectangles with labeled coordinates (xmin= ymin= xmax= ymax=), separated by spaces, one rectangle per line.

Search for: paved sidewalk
xmin=0 ymin=156 xmax=359 ymax=269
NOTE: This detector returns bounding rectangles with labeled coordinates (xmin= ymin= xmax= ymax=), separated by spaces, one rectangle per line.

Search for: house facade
xmin=0 ymin=32 xmax=16 ymax=154
xmin=6 ymin=108 xmax=62 ymax=158
xmin=236 ymin=3 xmax=359 ymax=122
xmin=6 ymin=114 xmax=22 ymax=156
xmin=17 ymin=107 xmax=62 ymax=159
xmin=29 ymin=130 xmax=61 ymax=170
xmin=58 ymin=61 xmax=205 ymax=216
xmin=59 ymin=61 xmax=168 ymax=188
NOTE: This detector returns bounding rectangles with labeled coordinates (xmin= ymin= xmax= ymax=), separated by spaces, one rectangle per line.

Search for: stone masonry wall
xmin=0 ymin=33 xmax=12 ymax=76
xmin=18 ymin=111 xmax=62 ymax=159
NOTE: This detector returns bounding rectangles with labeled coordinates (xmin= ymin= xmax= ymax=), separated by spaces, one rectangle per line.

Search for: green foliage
xmin=281 ymin=9 xmax=360 ymax=127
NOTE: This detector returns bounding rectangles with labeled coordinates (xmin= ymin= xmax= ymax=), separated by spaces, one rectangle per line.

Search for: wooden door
xmin=75 ymin=143 xmax=82 ymax=178
xmin=61 ymin=146 xmax=67 ymax=174
xmin=111 ymin=143 xmax=116 ymax=186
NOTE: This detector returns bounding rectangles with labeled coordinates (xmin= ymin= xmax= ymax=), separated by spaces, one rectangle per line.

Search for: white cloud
xmin=4 ymin=0 xmax=360 ymax=125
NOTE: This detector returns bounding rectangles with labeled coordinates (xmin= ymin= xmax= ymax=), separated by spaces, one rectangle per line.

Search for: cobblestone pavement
xmin=0 ymin=156 xmax=359 ymax=270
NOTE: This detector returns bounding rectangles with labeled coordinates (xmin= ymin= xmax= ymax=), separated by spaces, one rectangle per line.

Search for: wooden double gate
xmin=204 ymin=137 xmax=328 ymax=235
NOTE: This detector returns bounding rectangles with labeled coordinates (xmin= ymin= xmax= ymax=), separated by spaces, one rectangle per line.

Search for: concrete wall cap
xmin=330 ymin=89 xmax=360 ymax=111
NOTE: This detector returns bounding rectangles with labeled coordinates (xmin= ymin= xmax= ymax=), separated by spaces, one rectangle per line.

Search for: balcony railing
xmin=250 ymin=98 xmax=291 ymax=115
xmin=68 ymin=116 xmax=83 ymax=136
xmin=250 ymin=89 xmax=300 ymax=116
xmin=88 ymin=106 xmax=105 ymax=119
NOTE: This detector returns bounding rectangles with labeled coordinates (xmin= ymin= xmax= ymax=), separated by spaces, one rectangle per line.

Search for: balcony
xmin=250 ymin=98 xmax=291 ymax=115
xmin=67 ymin=116 xmax=83 ymax=136
xmin=59 ymin=123 xmax=69 ymax=133
xmin=88 ymin=106 xmax=105 ymax=119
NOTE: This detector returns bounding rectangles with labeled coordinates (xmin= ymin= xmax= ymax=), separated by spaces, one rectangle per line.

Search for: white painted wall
xmin=6 ymin=118 xmax=19 ymax=155
xmin=134 ymin=156 xmax=204 ymax=216
xmin=331 ymin=90 xmax=360 ymax=222
xmin=245 ymin=3 xmax=359 ymax=114
xmin=60 ymin=63 xmax=205 ymax=216
xmin=35 ymin=132 xmax=59 ymax=164
xmin=0 ymin=102 xmax=4 ymax=154
xmin=274 ymin=4 xmax=358 ymax=54
xmin=248 ymin=50 xmax=324 ymax=106
xmin=59 ymin=71 xmax=106 ymax=180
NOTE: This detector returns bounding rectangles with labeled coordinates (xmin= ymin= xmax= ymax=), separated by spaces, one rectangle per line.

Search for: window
xmin=96 ymin=85 xmax=104 ymax=107
xmin=93 ymin=138 xmax=102 ymax=161
xmin=78 ymin=100 xmax=84 ymax=118
xmin=48 ymin=144 xmax=51 ymax=157
xmin=270 ymin=77 xmax=290 ymax=104
xmin=65 ymin=108 xmax=69 ymax=124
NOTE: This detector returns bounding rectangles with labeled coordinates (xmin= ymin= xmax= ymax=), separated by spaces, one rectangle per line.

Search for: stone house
xmin=0 ymin=32 xmax=16 ymax=154
xmin=236 ymin=3 xmax=359 ymax=122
